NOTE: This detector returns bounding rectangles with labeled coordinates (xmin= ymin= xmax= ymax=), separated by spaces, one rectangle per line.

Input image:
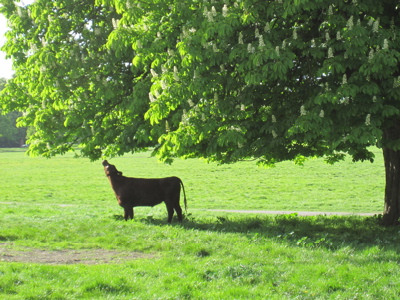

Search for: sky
xmin=0 ymin=14 xmax=14 ymax=79
xmin=0 ymin=1 xmax=34 ymax=79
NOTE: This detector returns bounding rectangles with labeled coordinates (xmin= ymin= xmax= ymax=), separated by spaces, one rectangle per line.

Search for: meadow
xmin=1 ymin=147 xmax=399 ymax=299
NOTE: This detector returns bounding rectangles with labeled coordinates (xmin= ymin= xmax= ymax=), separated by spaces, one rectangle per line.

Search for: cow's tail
xmin=179 ymin=179 xmax=187 ymax=214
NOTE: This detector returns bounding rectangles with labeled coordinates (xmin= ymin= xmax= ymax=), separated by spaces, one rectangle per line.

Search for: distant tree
xmin=1 ymin=0 xmax=400 ymax=225
xmin=0 ymin=77 xmax=26 ymax=146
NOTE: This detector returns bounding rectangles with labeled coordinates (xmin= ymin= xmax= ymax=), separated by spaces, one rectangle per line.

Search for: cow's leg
xmin=165 ymin=202 xmax=174 ymax=223
xmin=124 ymin=207 xmax=134 ymax=221
xmin=174 ymin=204 xmax=183 ymax=222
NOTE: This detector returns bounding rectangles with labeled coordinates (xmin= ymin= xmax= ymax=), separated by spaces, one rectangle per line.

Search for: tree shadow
xmin=135 ymin=212 xmax=400 ymax=253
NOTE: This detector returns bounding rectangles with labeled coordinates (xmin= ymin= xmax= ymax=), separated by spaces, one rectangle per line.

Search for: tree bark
xmin=382 ymin=123 xmax=400 ymax=226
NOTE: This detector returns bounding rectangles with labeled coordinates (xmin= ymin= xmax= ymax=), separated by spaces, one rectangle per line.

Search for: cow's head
xmin=102 ymin=160 xmax=123 ymax=177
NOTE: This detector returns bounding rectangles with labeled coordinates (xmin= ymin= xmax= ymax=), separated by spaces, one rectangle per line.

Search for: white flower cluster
xmin=173 ymin=66 xmax=179 ymax=81
xmin=150 ymin=69 xmax=158 ymax=78
xmin=347 ymin=16 xmax=354 ymax=30
xmin=393 ymin=76 xmax=400 ymax=88
xmin=368 ymin=49 xmax=374 ymax=61
xmin=247 ymin=43 xmax=255 ymax=54
xmin=149 ymin=92 xmax=156 ymax=103
xmin=238 ymin=32 xmax=243 ymax=44
xmin=372 ymin=18 xmax=379 ymax=33
xmin=112 ymin=18 xmax=119 ymax=29
xmin=222 ymin=4 xmax=228 ymax=17
xmin=275 ymin=46 xmax=280 ymax=56
xmin=383 ymin=39 xmax=389 ymax=50
xmin=300 ymin=105 xmax=307 ymax=116
xmin=328 ymin=5 xmax=333 ymax=16
xmin=328 ymin=47 xmax=333 ymax=59
xmin=204 ymin=6 xmax=217 ymax=22
xmin=342 ymin=74 xmax=347 ymax=85
xmin=365 ymin=114 xmax=371 ymax=126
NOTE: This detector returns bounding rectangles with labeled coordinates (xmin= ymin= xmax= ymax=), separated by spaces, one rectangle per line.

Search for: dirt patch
xmin=0 ymin=243 xmax=154 ymax=265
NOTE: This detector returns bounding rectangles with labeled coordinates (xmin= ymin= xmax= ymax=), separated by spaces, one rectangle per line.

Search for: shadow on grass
xmin=133 ymin=213 xmax=400 ymax=252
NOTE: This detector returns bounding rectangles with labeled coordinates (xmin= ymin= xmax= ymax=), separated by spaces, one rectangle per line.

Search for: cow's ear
xmin=118 ymin=171 xmax=123 ymax=176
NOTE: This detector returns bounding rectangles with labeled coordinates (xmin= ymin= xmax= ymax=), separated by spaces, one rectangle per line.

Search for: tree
xmin=1 ymin=0 xmax=400 ymax=225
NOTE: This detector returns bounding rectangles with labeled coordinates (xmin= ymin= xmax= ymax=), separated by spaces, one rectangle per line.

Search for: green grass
xmin=1 ymin=147 xmax=398 ymax=299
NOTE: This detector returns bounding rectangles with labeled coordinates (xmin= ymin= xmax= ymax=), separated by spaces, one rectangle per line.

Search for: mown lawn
xmin=1 ymin=148 xmax=398 ymax=299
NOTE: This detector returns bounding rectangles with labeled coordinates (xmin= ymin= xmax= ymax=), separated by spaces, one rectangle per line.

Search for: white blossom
xmin=272 ymin=115 xmax=276 ymax=123
xmin=207 ymin=11 xmax=214 ymax=22
xmin=293 ymin=28 xmax=297 ymax=40
xmin=347 ymin=16 xmax=354 ymax=30
xmin=264 ymin=22 xmax=270 ymax=33
xmin=149 ymin=92 xmax=156 ymax=102
xmin=272 ymin=130 xmax=278 ymax=138
xmin=325 ymin=31 xmax=330 ymax=42
xmin=300 ymin=105 xmax=307 ymax=116
xmin=311 ymin=39 xmax=316 ymax=47
xmin=282 ymin=40 xmax=286 ymax=49
xmin=211 ymin=6 xmax=217 ymax=17
xmin=173 ymin=66 xmax=179 ymax=81
xmin=275 ymin=46 xmax=280 ymax=56
xmin=238 ymin=32 xmax=243 ymax=44
xmin=255 ymin=28 xmax=260 ymax=38
xmin=222 ymin=4 xmax=228 ymax=17
xmin=372 ymin=96 xmax=377 ymax=102
xmin=112 ymin=18 xmax=119 ymax=29
xmin=368 ymin=49 xmax=374 ymax=61
xmin=336 ymin=31 xmax=341 ymax=40
xmin=372 ymin=18 xmax=379 ymax=33
xmin=247 ymin=43 xmax=255 ymax=54
xmin=213 ymin=43 xmax=218 ymax=52
xmin=150 ymin=69 xmax=158 ymax=77
xmin=383 ymin=39 xmax=389 ymax=50
xmin=365 ymin=114 xmax=371 ymax=126
xmin=393 ymin=76 xmax=400 ymax=88
xmin=342 ymin=74 xmax=347 ymax=85
xmin=259 ymin=35 xmax=265 ymax=48
xmin=319 ymin=110 xmax=324 ymax=118
xmin=328 ymin=47 xmax=333 ymax=58
xmin=161 ymin=80 xmax=167 ymax=90
xmin=368 ymin=18 xmax=374 ymax=26
xmin=328 ymin=5 xmax=333 ymax=16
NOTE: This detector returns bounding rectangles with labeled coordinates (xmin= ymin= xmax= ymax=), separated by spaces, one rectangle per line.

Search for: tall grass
xmin=1 ymin=148 xmax=397 ymax=299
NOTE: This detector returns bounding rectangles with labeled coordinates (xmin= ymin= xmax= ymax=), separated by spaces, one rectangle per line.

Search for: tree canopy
xmin=1 ymin=0 xmax=400 ymax=224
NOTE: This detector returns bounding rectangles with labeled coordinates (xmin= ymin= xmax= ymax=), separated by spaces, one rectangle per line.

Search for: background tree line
xmin=0 ymin=77 xmax=29 ymax=147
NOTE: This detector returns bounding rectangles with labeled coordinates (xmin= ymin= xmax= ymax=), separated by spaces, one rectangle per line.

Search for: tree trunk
xmin=382 ymin=125 xmax=400 ymax=226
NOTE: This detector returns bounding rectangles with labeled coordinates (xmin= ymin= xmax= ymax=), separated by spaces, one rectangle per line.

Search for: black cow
xmin=102 ymin=160 xmax=187 ymax=222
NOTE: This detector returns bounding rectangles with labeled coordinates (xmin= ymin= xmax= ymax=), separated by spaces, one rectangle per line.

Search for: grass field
xmin=1 ymin=148 xmax=399 ymax=299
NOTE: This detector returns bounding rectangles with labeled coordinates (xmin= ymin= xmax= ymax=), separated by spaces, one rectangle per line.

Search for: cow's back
xmin=118 ymin=176 xmax=181 ymax=207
